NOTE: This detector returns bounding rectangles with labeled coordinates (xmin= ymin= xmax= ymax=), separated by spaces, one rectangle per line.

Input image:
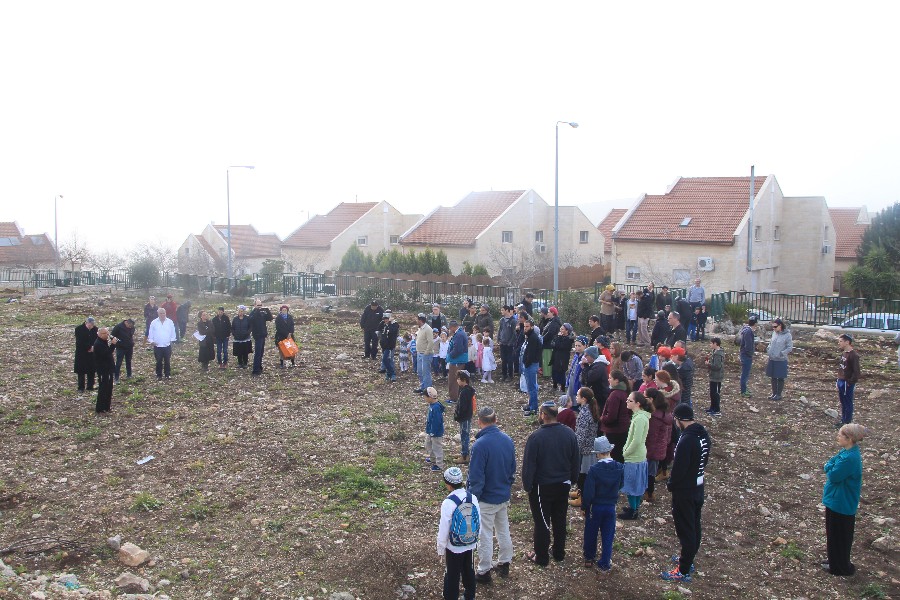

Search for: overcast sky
xmin=2 ymin=2 xmax=898 ymax=255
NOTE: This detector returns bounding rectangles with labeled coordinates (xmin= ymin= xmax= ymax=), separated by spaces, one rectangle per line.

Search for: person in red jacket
xmin=161 ymin=294 xmax=180 ymax=342
xmin=600 ymin=371 xmax=632 ymax=463
xmin=644 ymin=389 xmax=674 ymax=502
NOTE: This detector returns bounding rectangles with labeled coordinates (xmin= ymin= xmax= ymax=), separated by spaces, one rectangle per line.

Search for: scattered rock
xmin=56 ymin=573 xmax=80 ymax=587
xmin=773 ymin=537 xmax=787 ymax=545
xmin=157 ymin=578 xmax=171 ymax=588
xmin=251 ymin=518 xmax=263 ymax=526
xmin=107 ymin=535 xmax=122 ymax=551
xmin=799 ymin=474 xmax=811 ymax=480
xmin=118 ymin=542 xmax=150 ymax=567
xmin=869 ymin=389 xmax=890 ymax=400
xmin=329 ymin=593 xmax=356 ymax=600
xmin=0 ymin=559 xmax=18 ymax=579
xmin=814 ymin=328 xmax=837 ymax=341
xmin=335 ymin=353 xmax=350 ymax=361
xmin=872 ymin=536 xmax=895 ymax=553
xmin=654 ymin=517 xmax=666 ymax=525
xmin=873 ymin=517 xmax=896 ymax=526
xmin=823 ymin=408 xmax=839 ymax=420
xmin=30 ymin=592 xmax=46 ymax=600
xmin=748 ymin=406 xmax=759 ymax=414
xmin=31 ymin=513 xmax=42 ymax=520
xmin=115 ymin=572 xmax=150 ymax=593
xmin=677 ymin=586 xmax=692 ymax=595
xmin=758 ymin=504 xmax=771 ymax=517
xmin=396 ymin=584 xmax=416 ymax=599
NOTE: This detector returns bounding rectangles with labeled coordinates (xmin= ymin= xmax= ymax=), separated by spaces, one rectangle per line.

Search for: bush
xmin=352 ymin=284 xmax=418 ymax=312
xmin=723 ymin=302 xmax=751 ymax=324
xmin=129 ymin=259 xmax=160 ymax=289
xmin=554 ymin=291 xmax=597 ymax=338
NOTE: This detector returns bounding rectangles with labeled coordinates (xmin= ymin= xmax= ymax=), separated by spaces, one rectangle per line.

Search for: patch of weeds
xmin=386 ymin=429 xmax=408 ymax=442
xmin=334 ymin=368 xmax=348 ymax=377
xmin=323 ymin=465 xmax=387 ymax=507
xmin=372 ymin=455 xmax=414 ymax=477
xmin=370 ymin=498 xmax=395 ymax=512
xmin=612 ymin=540 xmax=624 ymax=553
xmin=162 ymin=409 xmax=179 ymax=420
xmin=16 ymin=417 xmax=45 ymax=436
xmin=369 ymin=411 xmax=399 ymax=424
xmin=356 ymin=428 xmax=377 ymax=444
xmin=128 ymin=390 xmax=144 ymax=402
xmin=157 ymin=425 xmax=170 ymax=439
xmin=508 ymin=504 xmax=531 ymax=524
xmin=60 ymin=389 xmax=75 ymax=397
xmin=779 ymin=541 xmax=803 ymax=560
xmin=4 ymin=409 xmax=24 ymax=424
xmin=107 ymin=475 xmax=124 ymax=487
xmin=187 ymin=460 xmax=206 ymax=471
xmin=184 ymin=497 xmax=218 ymax=521
xmin=638 ymin=537 xmax=655 ymax=548
xmin=662 ymin=592 xmax=686 ymax=600
xmin=266 ymin=518 xmax=286 ymax=532
xmin=861 ymin=583 xmax=886 ymax=599
xmin=130 ymin=492 xmax=163 ymax=512
xmin=75 ymin=425 xmax=102 ymax=441
xmin=17 ymin=373 xmax=29 ymax=380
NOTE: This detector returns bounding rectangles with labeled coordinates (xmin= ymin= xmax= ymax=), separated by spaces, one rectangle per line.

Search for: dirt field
xmin=0 ymin=293 xmax=898 ymax=600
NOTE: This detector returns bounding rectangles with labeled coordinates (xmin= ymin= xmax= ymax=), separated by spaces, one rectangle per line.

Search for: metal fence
xmin=594 ymin=282 xmax=687 ymax=303
xmin=708 ymin=291 xmax=900 ymax=328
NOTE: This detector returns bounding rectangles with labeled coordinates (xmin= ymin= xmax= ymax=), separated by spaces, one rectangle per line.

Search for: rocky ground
xmin=0 ymin=292 xmax=898 ymax=600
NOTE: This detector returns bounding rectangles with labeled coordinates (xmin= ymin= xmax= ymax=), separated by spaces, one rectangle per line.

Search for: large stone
xmin=107 ymin=535 xmax=122 ymax=551
xmin=115 ymin=572 xmax=150 ymax=593
xmin=0 ymin=558 xmax=18 ymax=579
xmin=872 ymin=536 xmax=895 ymax=553
xmin=118 ymin=542 xmax=150 ymax=567
xmin=814 ymin=328 xmax=837 ymax=341
xmin=823 ymin=408 xmax=839 ymax=420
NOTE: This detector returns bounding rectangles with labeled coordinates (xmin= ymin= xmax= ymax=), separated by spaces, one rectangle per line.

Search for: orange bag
xmin=278 ymin=338 xmax=298 ymax=359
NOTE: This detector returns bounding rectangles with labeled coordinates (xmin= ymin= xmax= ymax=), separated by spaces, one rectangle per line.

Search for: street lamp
xmin=554 ymin=121 xmax=578 ymax=302
xmin=226 ymin=165 xmax=255 ymax=279
xmin=54 ymin=194 xmax=63 ymax=260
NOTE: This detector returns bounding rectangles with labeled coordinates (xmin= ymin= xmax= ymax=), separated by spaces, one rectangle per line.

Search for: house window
xmin=579 ymin=230 xmax=589 ymax=243
xmin=773 ymin=226 xmax=780 ymax=241
xmin=502 ymin=231 xmax=513 ymax=244
xmin=389 ymin=235 xmax=399 ymax=245
xmin=754 ymin=226 xmax=762 ymax=241
xmin=673 ymin=269 xmax=691 ymax=284
xmin=501 ymin=268 xmax=515 ymax=276
xmin=625 ymin=266 xmax=640 ymax=280
xmin=30 ymin=236 xmax=44 ymax=245
xmin=357 ymin=236 xmax=368 ymax=246
xmin=535 ymin=230 xmax=544 ymax=243
xmin=772 ymin=266 xmax=778 ymax=281
xmin=184 ymin=247 xmax=190 ymax=256
xmin=679 ymin=217 xmax=692 ymax=227
xmin=307 ymin=264 xmax=316 ymax=273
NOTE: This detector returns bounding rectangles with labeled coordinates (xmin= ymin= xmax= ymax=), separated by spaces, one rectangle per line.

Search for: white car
xmin=748 ymin=308 xmax=777 ymax=322
xmin=835 ymin=313 xmax=900 ymax=333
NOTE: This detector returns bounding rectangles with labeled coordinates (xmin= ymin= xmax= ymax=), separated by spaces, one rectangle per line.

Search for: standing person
xmin=458 ymin=298 xmax=473 ymax=321
xmin=687 ymin=278 xmax=705 ymax=313
xmin=436 ymin=467 xmax=479 ymax=600
xmin=665 ymin=312 xmax=687 ymax=347
xmin=520 ymin=319 xmax=543 ymax=416
xmin=588 ymin=315 xmax=604 ymax=345
xmin=619 ymin=392 xmax=651 ymax=520
xmin=569 ymin=387 xmax=601 ymax=508
xmin=581 ymin=436 xmax=624 ymax=572
xmin=468 ymin=406 xmax=516 ymax=584
xmin=461 ymin=304 xmax=478 ymax=334
xmin=231 ymin=305 xmax=252 ymax=369
xmin=521 ymin=401 xmax=580 ymax=567
xmin=645 ymin=389 xmax=673 ymax=503
xmin=661 ymin=404 xmax=711 ymax=583
xmin=74 ymin=317 xmax=98 ymax=392
xmin=475 ymin=304 xmax=494 ymax=336
xmin=212 ymin=307 xmax=231 ymax=368
xmin=765 ymin=318 xmax=793 ymax=400
xmin=248 ymin=300 xmax=273 ymax=376
xmin=359 ymin=299 xmax=383 ymax=360
xmin=738 ymin=316 xmax=758 ymax=397
xmin=561 ymin=335 xmax=588 ymax=407
xmin=520 ymin=292 xmax=535 ymax=317
xmin=671 ymin=347 xmax=694 ymax=407
xmin=601 ymin=371 xmax=632 ymax=463
xmin=651 ymin=311 xmax=669 ymax=348
xmin=379 ymin=311 xmax=400 ymax=382
xmin=93 ymin=327 xmax=117 ymax=413
xmin=696 ymin=305 xmax=709 ymax=341
xmin=625 ymin=292 xmax=639 ymax=344
xmin=415 ymin=313 xmax=435 ymax=394
xmin=161 ymin=294 xmax=179 ymax=342
xmin=655 ymin=286 xmax=672 ymax=315
xmin=146 ymin=308 xmax=176 ymax=380
xmin=274 ymin=305 xmax=296 ymax=368
xmin=621 ymin=351 xmax=644 ymax=391
xmin=176 ymin=299 xmax=191 ymax=342
xmin=110 ymin=318 xmax=135 ymax=382
xmin=704 ymin=338 xmax=725 ymax=416
xmin=637 ymin=283 xmax=655 ymax=346
xmin=196 ymin=310 xmax=215 ymax=371
xmin=821 ymin=423 xmax=865 ymax=577
xmin=453 ymin=370 xmax=476 ymax=465
xmin=550 ymin=323 xmax=574 ymax=392
xmin=423 ymin=387 xmax=445 ymax=471
xmin=497 ymin=305 xmax=517 ymax=382
xmin=580 ymin=346 xmax=610 ymax=413
xmin=429 ymin=303 xmax=449 ymax=333
xmin=446 ymin=321 xmax=468 ymax=402
xmin=836 ymin=334 xmax=860 ymax=427
xmin=143 ymin=296 xmax=158 ymax=342
xmin=599 ymin=285 xmax=616 ymax=335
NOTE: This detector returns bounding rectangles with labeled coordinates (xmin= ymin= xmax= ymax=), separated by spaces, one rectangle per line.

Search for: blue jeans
xmin=500 ymin=344 xmax=515 ymax=379
xmin=381 ymin=349 xmax=395 ymax=380
xmin=740 ymin=354 xmax=753 ymax=393
xmin=626 ymin=320 xmax=638 ymax=343
xmin=523 ymin=362 xmax=539 ymax=411
xmin=583 ymin=504 xmax=617 ymax=569
xmin=687 ymin=323 xmax=697 ymax=341
xmin=417 ymin=354 xmax=433 ymax=390
xmin=837 ymin=379 xmax=855 ymax=424
xmin=216 ymin=339 xmax=229 ymax=364
xmin=252 ymin=336 xmax=266 ymax=374
xmin=459 ymin=419 xmax=471 ymax=457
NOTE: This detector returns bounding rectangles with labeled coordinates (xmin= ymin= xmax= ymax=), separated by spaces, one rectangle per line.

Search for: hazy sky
xmin=2 ymin=2 xmax=898 ymax=255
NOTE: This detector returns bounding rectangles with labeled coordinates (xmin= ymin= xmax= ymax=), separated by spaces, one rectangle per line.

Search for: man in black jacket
xmin=665 ymin=312 xmax=687 ymax=347
xmin=579 ymin=346 xmax=610 ymax=413
xmin=359 ymin=299 xmax=383 ymax=360
xmin=93 ymin=327 xmax=117 ymax=413
xmin=175 ymin=300 xmax=191 ymax=341
xmin=497 ymin=305 xmax=517 ymax=382
xmin=110 ymin=319 xmax=135 ymax=382
xmin=521 ymin=401 xmax=580 ymax=567
xmin=662 ymin=404 xmax=711 ymax=584
xmin=212 ymin=307 xmax=232 ymax=368
xmin=520 ymin=319 xmax=543 ymax=415
xmin=249 ymin=300 xmax=273 ymax=376
xmin=638 ymin=284 xmax=655 ymax=346
xmin=588 ymin=315 xmax=604 ymax=345
xmin=379 ymin=311 xmax=400 ymax=382
xmin=656 ymin=286 xmax=673 ymax=314
xmin=74 ymin=317 xmax=98 ymax=392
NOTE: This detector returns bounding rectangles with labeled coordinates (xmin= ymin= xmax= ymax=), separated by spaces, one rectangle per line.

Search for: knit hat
xmin=280 ymin=305 xmax=289 ymax=311
xmin=540 ymin=307 xmax=549 ymax=315
xmin=584 ymin=346 xmax=600 ymax=359
xmin=597 ymin=336 xmax=610 ymax=347
xmin=593 ymin=436 xmax=614 ymax=453
xmin=417 ymin=313 xmax=427 ymax=320
xmin=561 ymin=322 xmax=573 ymax=334
xmin=605 ymin=284 xmax=615 ymax=291
xmin=673 ymin=404 xmax=695 ymax=421
xmin=575 ymin=335 xmax=589 ymax=346
xmin=656 ymin=346 xmax=672 ymax=358
xmin=670 ymin=347 xmax=686 ymax=357
xmin=549 ymin=306 xmax=558 ymax=316
xmin=443 ymin=467 xmax=464 ymax=485
xmin=383 ymin=311 xmax=392 ymax=319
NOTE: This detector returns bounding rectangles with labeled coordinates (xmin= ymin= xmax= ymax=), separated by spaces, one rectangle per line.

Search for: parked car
xmin=748 ymin=308 xmax=777 ymax=322
xmin=834 ymin=313 xmax=900 ymax=333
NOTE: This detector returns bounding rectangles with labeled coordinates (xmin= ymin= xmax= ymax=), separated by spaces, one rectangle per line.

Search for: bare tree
xmin=58 ymin=232 xmax=91 ymax=291
xmin=129 ymin=240 xmax=177 ymax=274
xmin=88 ymin=249 xmax=126 ymax=273
xmin=283 ymin=249 xmax=330 ymax=273
xmin=486 ymin=243 xmax=586 ymax=288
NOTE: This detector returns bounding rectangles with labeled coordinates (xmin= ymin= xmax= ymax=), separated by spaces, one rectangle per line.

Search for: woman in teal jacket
xmin=821 ymin=423 xmax=865 ymax=577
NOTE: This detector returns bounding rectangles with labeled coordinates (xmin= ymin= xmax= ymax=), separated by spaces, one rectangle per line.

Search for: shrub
xmin=554 ymin=291 xmax=597 ymax=338
xmin=723 ymin=302 xmax=751 ymax=324
xmin=130 ymin=492 xmax=163 ymax=512
xmin=129 ymin=259 xmax=160 ymax=289
xmin=351 ymin=285 xmax=418 ymax=312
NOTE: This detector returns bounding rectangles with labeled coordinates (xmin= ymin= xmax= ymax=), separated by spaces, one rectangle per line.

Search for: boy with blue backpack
xmin=437 ymin=466 xmax=480 ymax=600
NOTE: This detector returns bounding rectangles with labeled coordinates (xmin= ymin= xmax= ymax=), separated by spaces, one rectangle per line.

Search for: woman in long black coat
xmin=196 ymin=310 xmax=216 ymax=371
xmin=93 ymin=327 xmax=117 ymax=413
xmin=274 ymin=305 xmax=296 ymax=367
xmin=74 ymin=318 xmax=98 ymax=391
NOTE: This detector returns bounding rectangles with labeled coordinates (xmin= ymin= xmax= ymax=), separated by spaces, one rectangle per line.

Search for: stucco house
xmin=399 ymin=190 xmax=604 ymax=280
xmin=281 ymin=201 xmax=421 ymax=273
xmin=596 ymin=208 xmax=627 ymax=266
xmin=611 ymin=176 xmax=835 ymax=296
xmin=829 ymin=207 xmax=870 ymax=292
xmin=0 ymin=221 xmax=57 ymax=270
xmin=178 ymin=223 xmax=282 ymax=276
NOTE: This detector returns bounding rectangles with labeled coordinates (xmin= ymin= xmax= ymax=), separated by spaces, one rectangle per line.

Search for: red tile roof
xmin=0 ymin=222 xmax=24 ymax=237
xmin=829 ymin=208 xmax=869 ymax=260
xmin=597 ymin=209 xmax=627 ymax=253
xmin=282 ymin=202 xmax=378 ymax=248
xmin=212 ymin=224 xmax=281 ymax=258
xmin=614 ymin=177 xmax=766 ymax=245
xmin=0 ymin=226 xmax=57 ymax=266
xmin=401 ymin=191 xmax=526 ymax=246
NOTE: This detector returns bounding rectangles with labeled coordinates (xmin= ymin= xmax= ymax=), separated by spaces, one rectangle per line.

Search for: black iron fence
xmin=708 ymin=291 xmax=900 ymax=328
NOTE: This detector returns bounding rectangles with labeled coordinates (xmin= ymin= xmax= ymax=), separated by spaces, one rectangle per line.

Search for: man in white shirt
xmin=436 ymin=466 xmax=479 ymax=600
xmin=147 ymin=307 xmax=177 ymax=380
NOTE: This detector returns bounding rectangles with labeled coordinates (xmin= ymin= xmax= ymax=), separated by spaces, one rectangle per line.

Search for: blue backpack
xmin=448 ymin=492 xmax=480 ymax=546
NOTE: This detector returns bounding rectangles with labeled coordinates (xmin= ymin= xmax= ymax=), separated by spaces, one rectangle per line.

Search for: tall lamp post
xmin=54 ymin=194 xmax=63 ymax=263
xmin=226 ymin=165 xmax=255 ymax=280
xmin=554 ymin=121 xmax=578 ymax=302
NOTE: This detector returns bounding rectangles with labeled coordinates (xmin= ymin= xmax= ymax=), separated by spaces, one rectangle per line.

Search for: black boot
xmin=617 ymin=507 xmax=636 ymax=520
